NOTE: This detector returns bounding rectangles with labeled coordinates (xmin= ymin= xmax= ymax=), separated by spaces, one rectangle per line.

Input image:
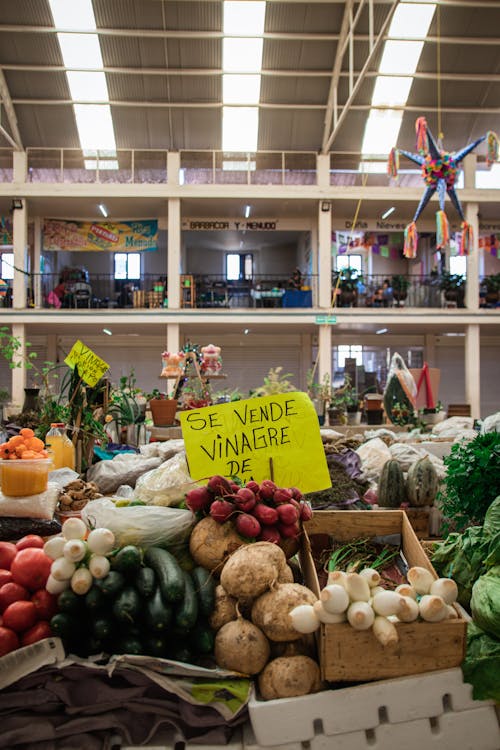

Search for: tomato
xmin=0 ymin=626 xmax=19 ymax=656
xmin=15 ymin=535 xmax=45 ymax=551
xmin=10 ymin=548 xmax=52 ymax=591
xmin=0 ymin=542 xmax=17 ymax=570
xmin=0 ymin=582 xmax=29 ymax=612
xmin=2 ymin=600 xmax=37 ymax=633
xmin=21 ymin=620 xmax=53 ymax=647
xmin=0 ymin=569 xmax=13 ymax=587
xmin=31 ymin=589 xmax=58 ymax=621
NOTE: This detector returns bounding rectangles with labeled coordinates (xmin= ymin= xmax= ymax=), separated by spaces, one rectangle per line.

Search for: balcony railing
xmin=25 ymin=149 xmax=168 ymax=184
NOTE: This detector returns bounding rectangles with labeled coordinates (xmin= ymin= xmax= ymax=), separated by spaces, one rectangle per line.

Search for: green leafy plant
xmin=437 ymin=432 xmax=500 ymax=533
xmin=251 ymin=366 xmax=296 ymax=397
xmin=391 ymin=274 xmax=410 ymax=294
xmin=306 ymin=370 xmax=331 ymax=406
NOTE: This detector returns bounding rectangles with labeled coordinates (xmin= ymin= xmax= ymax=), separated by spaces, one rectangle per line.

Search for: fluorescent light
xmin=98 ymin=203 xmax=108 ymax=217
xmin=244 ymin=205 xmax=251 ymax=218
xmin=376 ymin=328 xmax=388 ymax=335
xmin=103 ymin=328 xmax=112 ymax=336
xmin=381 ymin=207 xmax=396 ymax=219
xmin=243 ymin=328 xmax=250 ymax=334
xmin=222 ymin=107 xmax=259 ymax=152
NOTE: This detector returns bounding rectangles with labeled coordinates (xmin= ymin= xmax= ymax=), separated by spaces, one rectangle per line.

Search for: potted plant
xmin=391 ymin=274 xmax=410 ymax=306
xmin=342 ymin=375 xmax=362 ymax=425
xmin=306 ymin=370 xmax=330 ymax=425
xmin=333 ymin=267 xmax=363 ymax=307
xmin=419 ymin=400 xmax=445 ymax=426
xmin=483 ymin=273 xmax=500 ymax=306
xmin=327 ymin=386 xmax=347 ymax=426
xmin=439 ymin=271 xmax=465 ymax=306
xmin=146 ymin=387 xmax=178 ymax=427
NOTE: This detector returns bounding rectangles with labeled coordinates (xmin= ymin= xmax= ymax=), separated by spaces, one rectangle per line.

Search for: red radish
xmin=21 ymin=620 xmax=52 ymax=646
xmin=0 ymin=570 xmax=13 ymax=588
xmin=273 ymin=488 xmax=294 ymax=504
xmin=10 ymin=549 xmax=52 ymax=591
xmin=289 ymin=498 xmax=301 ymax=511
xmin=209 ymin=499 xmax=235 ymax=523
xmin=207 ymin=475 xmax=232 ymax=496
xmin=31 ymin=589 xmax=58 ymax=621
xmin=0 ymin=543 xmax=17 ymax=570
xmin=245 ymin=480 xmax=260 ymax=495
xmin=15 ymin=535 xmax=45 ymax=551
xmin=234 ymin=487 xmax=256 ymax=512
xmin=259 ymin=480 xmax=277 ymax=500
xmin=299 ymin=501 xmax=313 ymax=522
xmin=258 ymin=526 xmax=281 ymax=544
xmin=0 ymin=582 xmax=29 ymax=612
xmin=278 ymin=522 xmax=300 ymax=539
xmin=253 ymin=503 xmax=279 ymax=526
xmin=229 ymin=482 xmax=241 ymax=492
xmin=290 ymin=487 xmax=304 ymax=501
xmin=276 ymin=503 xmax=299 ymax=525
xmin=185 ymin=486 xmax=213 ymax=513
xmin=3 ymin=600 xmax=37 ymax=633
xmin=0 ymin=626 xmax=19 ymax=656
xmin=235 ymin=513 xmax=261 ymax=539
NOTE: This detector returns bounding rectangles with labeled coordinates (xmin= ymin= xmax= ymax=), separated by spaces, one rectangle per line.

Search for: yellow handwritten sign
xmin=64 ymin=340 xmax=109 ymax=387
xmin=180 ymin=392 xmax=331 ymax=493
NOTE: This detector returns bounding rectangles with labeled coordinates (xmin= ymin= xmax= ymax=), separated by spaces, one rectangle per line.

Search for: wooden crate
xmin=301 ymin=510 xmax=467 ymax=683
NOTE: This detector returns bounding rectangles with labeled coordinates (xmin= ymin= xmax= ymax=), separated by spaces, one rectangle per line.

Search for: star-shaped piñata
xmin=388 ymin=117 xmax=498 ymax=258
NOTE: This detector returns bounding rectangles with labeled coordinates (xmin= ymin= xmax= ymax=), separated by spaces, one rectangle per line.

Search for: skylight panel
xmin=74 ymin=105 xmax=116 ymax=151
xmin=388 ymin=3 xmax=435 ymax=40
xmin=223 ymin=38 xmax=264 ymax=73
xmin=58 ymin=34 xmax=103 ymax=70
xmin=379 ymin=41 xmax=424 ymax=75
xmin=49 ymin=0 xmax=95 ymax=29
xmin=67 ymin=72 xmax=109 ymax=102
xmin=361 ymin=110 xmax=404 ymax=156
xmin=222 ymin=107 xmax=259 ymax=152
xmin=371 ymin=77 xmax=413 ymax=107
xmin=223 ymin=75 xmax=261 ymax=105
xmin=224 ymin=2 xmax=266 ymax=34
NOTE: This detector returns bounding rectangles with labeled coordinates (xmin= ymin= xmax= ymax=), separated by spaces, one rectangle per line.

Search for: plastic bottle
xmin=45 ymin=423 xmax=75 ymax=471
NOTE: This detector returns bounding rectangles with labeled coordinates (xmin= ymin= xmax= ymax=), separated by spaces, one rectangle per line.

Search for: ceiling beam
xmin=0 ymin=69 xmax=23 ymax=150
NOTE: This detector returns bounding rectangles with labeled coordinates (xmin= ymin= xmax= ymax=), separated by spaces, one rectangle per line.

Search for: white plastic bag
xmin=81 ymin=496 xmax=195 ymax=548
xmin=86 ymin=453 xmax=163 ymax=494
xmin=355 ymin=437 xmax=392 ymax=484
xmin=0 ymin=482 xmax=60 ymax=519
xmin=133 ymin=451 xmax=194 ymax=507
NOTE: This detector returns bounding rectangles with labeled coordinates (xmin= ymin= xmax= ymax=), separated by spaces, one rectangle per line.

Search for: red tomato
xmin=15 ymin=535 xmax=45 ymax=551
xmin=21 ymin=620 xmax=53 ymax=647
xmin=2 ymin=601 xmax=37 ymax=633
xmin=0 ymin=582 xmax=29 ymax=612
xmin=0 ymin=542 xmax=17 ymax=570
xmin=10 ymin=548 xmax=52 ymax=591
xmin=31 ymin=589 xmax=58 ymax=621
xmin=0 ymin=569 xmax=13 ymax=587
xmin=0 ymin=626 xmax=19 ymax=656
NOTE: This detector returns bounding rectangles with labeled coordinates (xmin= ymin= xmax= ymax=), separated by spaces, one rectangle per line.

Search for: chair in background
xmin=72 ymin=281 xmax=92 ymax=308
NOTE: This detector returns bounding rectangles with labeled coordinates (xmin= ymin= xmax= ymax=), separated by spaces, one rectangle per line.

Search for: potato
xmin=208 ymin=585 xmax=238 ymax=631
xmin=220 ymin=542 xmax=287 ymax=600
xmin=189 ymin=517 xmax=246 ymax=573
xmin=251 ymin=583 xmax=317 ymax=642
xmin=258 ymin=655 xmax=322 ymax=700
xmin=278 ymin=565 xmax=294 ymax=584
xmin=214 ymin=616 xmax=270 ymax=675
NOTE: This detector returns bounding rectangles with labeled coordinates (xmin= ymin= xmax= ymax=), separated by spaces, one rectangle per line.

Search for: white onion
xmin=345 ymin=573 xmax=371 ymax=602
xmin=46 ymin=574 xmax=70 ymax=594
xmin=320 ymin=584 xmax=350 ymax=614
xmin=359 ymin=568 xmax=381 ymax=588
xmin=313 ymin=600 xmax=346 ymax=624
xmin=88 ymin=554 xmax=110 ymax=579
xmin=407 ymin=566 xmax=435 ymax=595
xmin=63 ymin=539 xmax=87 ymax=563
xmin=347 ymin=601 xmax=375 ymax=630
xmin=70 ymin=567 xmax=93 ymax=595
xmin=372 ymin=616 xmax=399 ymax=647
xmin=419 ymin=594 xmax=448 ymax=622
xmin=87 ymin=528 xmax=115 ymax=556
xmin=62 ymin=517 xmax=87 ymax=541
xmin=50 ymin=556 xmax=76 ymax=582
xmin=43 ymin=536 xmax=67 ymax=560
xmin=289 ymin=604 xmax=320 ymax=634
xmin=430 ymin=577 xmax=458 ymax=604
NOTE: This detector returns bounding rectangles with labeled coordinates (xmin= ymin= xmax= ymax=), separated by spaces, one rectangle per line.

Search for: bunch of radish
xmin=44 ymin=518 xmax=115 ymax=597
xmin=289 ymin=565 xmax=460 ymax=647
xmin=185 ymin=475 xmax=312 ymax=543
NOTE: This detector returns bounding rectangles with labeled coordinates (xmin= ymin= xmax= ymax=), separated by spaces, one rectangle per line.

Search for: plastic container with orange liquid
xmin=0 ymin=458 xmax=52 ymax=496
xmin=45 ymin=424 xmax=75 ymax=471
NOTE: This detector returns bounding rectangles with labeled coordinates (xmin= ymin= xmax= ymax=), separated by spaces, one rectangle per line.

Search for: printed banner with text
xmin=43 ymin=219 xmax=158 ymax=252
xmin=180 ymin=392 xmax=331 ymax=493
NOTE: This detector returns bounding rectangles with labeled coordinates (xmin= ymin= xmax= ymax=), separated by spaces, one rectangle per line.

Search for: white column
xmin=167 ymin=151 xmax=180 ymax=186
xmin=318 ymin=201 xmax=332 ymax=308
xmin=167 ymin=323 xmax=180 ymax=356
xmin=310 ymin=224 xmax=319 ymax=305
xmin=11 ymin=323 xmax=26 ymax=411
xmin=465 ymin=202 xmax=479 ymax=311
xmin=12 ymin=200 xmax=28 ymax=309
xmin=465 ymin=323 xmax=480 ymax=419
xmin=462 ymin=153 xmax=476 ymax=189
xmin=318 ymin=324 xmax=332 ymax=392
xmin=167 ymin=198 xmax=181 ymax=308
xmin=13 ymin=151 xmax=27 ymax=182
xmin=316 ymin=153 xmax=330 ymax=188
xmin=33 ymin=216 xmax=42 ymax=308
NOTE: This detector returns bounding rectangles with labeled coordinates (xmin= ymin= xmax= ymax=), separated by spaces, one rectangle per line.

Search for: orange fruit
xmin=19 ymin=428 xmax=35 ymax=439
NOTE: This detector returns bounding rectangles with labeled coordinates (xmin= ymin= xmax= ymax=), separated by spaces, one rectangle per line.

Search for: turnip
xmin=209 ymin=499 xmax=234 ymax=523
xmin=220 ymin=542 xmax=286 ymax=600
xmin=372 ymin=615 xmax=399 ymax=647
xmin=189 ymin=516 xmax=246 ymax=573
xmin=418 ymin=594 xmax=448 ymax=622
xmin=214 ymin=615 xmax=270 ymax=675
xmin=235 ymin=513 xmax=261 ymax=539
xmin=234 ymin=487 xmax=256 ymax=512
xmin=251 ymin=583 xmax=317 ymax=642
xmin=273 ymin=488 xmax=293 ymax=504
xmin=208 ymin=585 xmax=237 ymax=631
xmin=430 ymin=577 xmax=458 ymax=604
xmin=347 ymin=601 xmax=375 ymax=630
xmin=258 ymin=526 xmax=281 ymax=545
xmin=276 ymin=503 xmax=299 ymax=525
xmin=259 ymin=480 xmax=277 ymax=500
xmin=407 ymin=566 xmax=435 ymax=595
xmin=253 ymin=503 xmax=279 ymax=526
xmin=185 ymin=485 xmax=213 ymax=513
xmin=207 ymin=474 xmax=232 ymax=496
xmin=258 ymin=655 xmax=321 ymax=700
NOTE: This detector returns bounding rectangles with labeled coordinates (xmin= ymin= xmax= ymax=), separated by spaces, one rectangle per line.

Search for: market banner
xmin=0 ymin=217 xmax=13 ymax=246
xmin=180 ymin=392 xmax=331 ymax=492
xmin=43 ymin=219 xmax=158 ymax=252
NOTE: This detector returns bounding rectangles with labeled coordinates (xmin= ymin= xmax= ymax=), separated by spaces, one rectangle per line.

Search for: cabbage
xmin=484 ymin=496 xmax=500 ymax=535
xmin=432 ymin=527 xmax=492 ymax=609
xmin=462 ymin=622 xmax=500 ymax=702
xmin=470 ymin=566 xmax=500 ymax=638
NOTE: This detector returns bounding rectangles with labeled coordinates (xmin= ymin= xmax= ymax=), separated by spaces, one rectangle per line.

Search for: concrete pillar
xmin=462 ymin=153 xmax=476 ymax=189
xmin=167 ymin=151 xmax=180 ymax=186
xmin=167 ymin=324 xmax=180 ymax=359
xmin=318 ymin=201 xmax=332 ymax=308
xmin=465 ymin=202 xmax=479 ymax=311
xmin=11 ymin=323 xmax=26 ymax=411
xmin=12 ymin=199 xmax=28 ymax=309
xmin=465 ymin=323 xmax=480 ymax=419
xmin=316 ymin=153 xmax=330 ymax=188
xmin=33 ymin=216 xmax=42 ymax=308
xmin=13 ymin=152 xmax=27 ymax=182
xmin=167 ymin=198 xmax=181 ymax=308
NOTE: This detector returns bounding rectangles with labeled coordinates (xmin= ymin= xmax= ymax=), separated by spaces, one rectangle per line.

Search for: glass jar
xmin=45 ymin=423 xmax=75 ymax=471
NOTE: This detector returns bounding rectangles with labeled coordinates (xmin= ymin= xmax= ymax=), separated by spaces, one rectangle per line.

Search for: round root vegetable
xmin=270 ymin=636 xmax=316 ymax=659
xmin=189 ymin=517 xmax=246 ymax=573
xmin=220 ymin=542 xmax=286 ymax=600
xmin=251 ymin=583 xmax=317 ymax=642
xmin=347 ymin=601 xmax=375 ymax=630
xmin=372 ymin=615 xmax=399 ymax=647
xmin=258 ymin=655 xmax=322 ymax=701
xmin=214 ymin=615 xmax=270 ymax=675
xmin=407 ymin=566 xmax=434 ymax=595
xmin=418 ymin=594 xmax=448 ymax=622
xmin=313 ymin=599 xmax=346 ymax=624
xmin=278 ymin=565 xmax=294 ymax=584
xmin=397 ymin=596 xmax=419 ymax=623
xmin=320 ymin=584 xmax=349 ymax=614
xmin=289 ymin=604 xmax=320 ymax=634
xmin=430 ymin=577 xmax=458 ymax=604
xmin=208 ymin=585 xmax=238 ymax=631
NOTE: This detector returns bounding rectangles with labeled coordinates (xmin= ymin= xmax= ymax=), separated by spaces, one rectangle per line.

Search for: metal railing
xmin=25 ymin=148 xmax=168 ymax=184
xmin=179 ymin=150 xmax=317 ymax=186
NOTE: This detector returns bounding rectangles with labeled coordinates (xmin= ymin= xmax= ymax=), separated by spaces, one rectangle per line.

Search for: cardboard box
xmin=302 ymin=510 xmax=467 ymax=683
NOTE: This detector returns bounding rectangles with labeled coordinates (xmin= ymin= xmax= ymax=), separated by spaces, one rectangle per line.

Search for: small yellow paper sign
xmin=180 ymin=391 xmax=331 ymax=493
xmin=64 ymin=340 xmax=109 ymax=387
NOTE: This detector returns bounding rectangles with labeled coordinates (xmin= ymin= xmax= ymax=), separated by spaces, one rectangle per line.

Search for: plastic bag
xmin=480 ymin=412 xmax=500 ymax=434
xmin=139 ymin=439 xmax=185 ymax=460
xmin=133 ymin=451 xmax=194 ymax=507
xmin=86 ymin=453 xmax=163 ymax=494
xmin=383 ymin=353 xmax=417 ymax=425
xmin=81 ymin=496 xmax=195 ymax=548
xmin=355 ymin=437 xmax=392 ymax=485
xmin=0 ymin=483 xmax=60 ymax=519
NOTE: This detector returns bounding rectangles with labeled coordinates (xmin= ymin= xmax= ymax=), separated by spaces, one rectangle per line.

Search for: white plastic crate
xmin=248 ymin=668 xmax=497 ymax=748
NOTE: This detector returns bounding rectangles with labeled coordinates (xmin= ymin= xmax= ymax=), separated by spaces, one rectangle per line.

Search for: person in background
xmin=382 ymin=278 xmax=393 ymax=307
xmin=288 ymin=267 xmax=303 ymax=289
